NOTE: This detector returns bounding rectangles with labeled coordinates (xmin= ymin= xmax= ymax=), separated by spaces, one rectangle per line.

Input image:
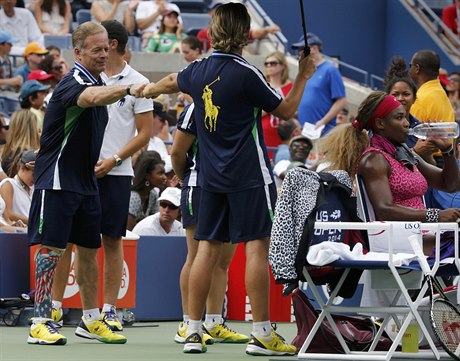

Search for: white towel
xmin=307 ymin=242 xmax=363 ymax=266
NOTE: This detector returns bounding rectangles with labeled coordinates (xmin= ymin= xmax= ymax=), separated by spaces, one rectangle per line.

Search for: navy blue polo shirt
xmin=177 ymin=51 xmax=282 ymax=192
xmin=176 ymin=103 xmax=199 ymax=187
xmin=34 ymin=62 xmax=108 ymax=195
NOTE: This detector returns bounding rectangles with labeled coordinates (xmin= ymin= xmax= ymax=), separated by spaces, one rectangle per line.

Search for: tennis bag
xmin=291 ymin=288 xmax=392 ymax=353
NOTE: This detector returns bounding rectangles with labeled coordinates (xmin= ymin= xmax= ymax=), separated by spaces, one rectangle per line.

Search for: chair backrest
xmin=0 ymin=96 xmax=20 ymax=117
xmin=180 ymin=13 xmax=210 ymax=33
xmin=355 ymin=174 xmax=376 ymax=222
xmin=44 ymin=34 xmax=73 ymax=50
xmin=76 ymin=9 xmax=91 ymax=25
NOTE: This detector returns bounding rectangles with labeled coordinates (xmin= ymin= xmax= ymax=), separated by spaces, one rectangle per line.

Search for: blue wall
xmin=262 ymin=0 xmax=459 ymax=83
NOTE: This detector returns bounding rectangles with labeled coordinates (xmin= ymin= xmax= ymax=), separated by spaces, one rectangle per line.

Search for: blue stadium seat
xmin=0 ymin=95 xmax=20 ymax=117
xmin=76 ymin=9 xmax=91 ymax=25
xmin=44 ymin=34 xmax=73 ymax=50
xmin=181 ymin=13 xmax=210 ymax=33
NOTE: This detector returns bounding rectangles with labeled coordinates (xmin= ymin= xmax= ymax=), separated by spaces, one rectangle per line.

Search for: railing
xmin=407 ymin=0 xmax=460 ymax=56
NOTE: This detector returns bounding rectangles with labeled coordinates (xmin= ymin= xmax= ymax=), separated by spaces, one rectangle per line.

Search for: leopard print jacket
xmin=269 ymin=168 xmax=353 ymax=287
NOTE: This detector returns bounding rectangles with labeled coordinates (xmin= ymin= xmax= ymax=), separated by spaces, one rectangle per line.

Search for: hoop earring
xmin=145 ymin=180 xmax=150 ymax=187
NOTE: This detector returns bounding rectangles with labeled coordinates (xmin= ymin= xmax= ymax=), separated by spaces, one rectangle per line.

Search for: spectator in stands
xmin=127 ymin=152 xmax=167 ymax=230
xmin=0 ymin=0 xmax=44 ymax=56
xmin=91 ymin=0 xmax=136 ymax=33
xmin=145 ymin=7 xmax=185 ymax=53
xmin=262 ymin=51 xmax=293 ymax=162
xmin=181 ymin=35 xmax=202 ymax=62
xmin=196 ymin=1 xmax=280 ymax=52
xmin=39 ymin=54 xmax=64 ymax=88
xmin=273 ymin=135 xmax=312 ymax=184
xmin=1 ymin=109 xmax=40 ymax=177
xmin=0 ymin=149 xmax=36 ymax=225
xmin=27 ymin=69 xmax=54 ymax=86
xmin=274 ymin=118 xmax=302 ymax=164
xmin=409 ymin=49 xmax=455 ymax=165
xmin=0 ymin=113 xmax=9 ymax=181
xmin=136 ymin=1 xmax=181 ymax=49
xmin=34 ymin=0 xmax=72 ymax=35
xmin=45 ymin=45 xmax=70 ymax=75
xmin=446 ymin=71 xmax=460 ymax=121
xmin=19 ymin=80 xmax=50 ymax=130
xmin=292 ymin=32 xmax=346 ymax=136
xmin=0 ymin=31 xmax=23 ymax=92
xmin=147 ymin=101 xmax=173 ymax=159
xmin=442 ymin=0 xmax=460 ymax=47
xmin=132 ymin=186 xmax=184 ymax=236
xmin=14 ymin=42 xmax=49 ymax=82
xmin=336 ymin=107 xmax=350 ymax=125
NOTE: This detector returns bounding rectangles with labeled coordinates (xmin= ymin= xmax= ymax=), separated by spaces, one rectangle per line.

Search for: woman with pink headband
xmin=319 ymin=90 xmax=460 ymax=256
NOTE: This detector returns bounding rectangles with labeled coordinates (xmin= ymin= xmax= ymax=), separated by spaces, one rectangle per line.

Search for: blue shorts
xmin=28 ymin=189 xmax=102 ymax=249
xmin=195 ymin=184 xmax=277 ymax=244
xmin=180 ymin=186 xmax=201 ymax=228
xmin=98 ymin=175 xmax=131 ymax=238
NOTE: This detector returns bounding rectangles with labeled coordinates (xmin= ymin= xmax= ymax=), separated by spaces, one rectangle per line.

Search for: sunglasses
xmin=52 ymin=65 xmax=63 ymax=71
xmin=0 ymin=125 xmax=9 ymax=130
xmin=264 ymin=61 xmax=280 ymax=67
xmin=160 ymin=201 xmax=179 ymax=210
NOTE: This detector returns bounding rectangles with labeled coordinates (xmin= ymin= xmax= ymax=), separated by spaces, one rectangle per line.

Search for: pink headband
xmin=352 ymin=96 xmax=401 ymax=131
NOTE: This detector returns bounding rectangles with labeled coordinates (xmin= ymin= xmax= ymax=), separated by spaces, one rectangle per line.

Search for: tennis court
xmin=0 ymin=321 xmax=298 ymax=361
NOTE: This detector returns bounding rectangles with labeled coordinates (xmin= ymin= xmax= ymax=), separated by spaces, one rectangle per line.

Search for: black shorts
xmin=28 ymin=189 xmax=102 ymax=249
xmin=98 ymin=175 xmax=131 ymax=238
xmin=195 ymin=184 xmax=277 ymax=244
xmin=180 ymin=186 xmax=201 ymax=228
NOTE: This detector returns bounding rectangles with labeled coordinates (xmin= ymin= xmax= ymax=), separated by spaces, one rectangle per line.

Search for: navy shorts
xmin=28 ymin=189 xmax=102 ymax=249
xmin=98 ymin=175 xmax=131 ymax=238
xmin=180 ymin=186 xmax=201 ymax=228
xmin=195 ymin=184 xmax=277 ymax=244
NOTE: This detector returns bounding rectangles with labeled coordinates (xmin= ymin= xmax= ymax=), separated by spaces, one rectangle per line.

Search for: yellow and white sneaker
xmin=101 ymin=307 xmax=123 ymax=331
xmin=174 ymin=322 xmax=214 ymax=344
xmin=202 ymin=322 xmax=249 ymax=343
xmin=51 ymin=308 xmax=63 ymax=328
xmin=245 ymin=329 xmax=297 ymax=356
xmin=75 ymin=317 xmax=127 ymax=344
xmin=27 ymin=320 xmax=67 ymax=345
xmin=183 ymin=332 xmax=207 ymax=353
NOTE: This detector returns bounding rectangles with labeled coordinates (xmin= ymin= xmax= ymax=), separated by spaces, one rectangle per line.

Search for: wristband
xmin=425 ymin=208 xmax=440 ymax=223
xmin=442 ymin=146 xmax=454 ymax=157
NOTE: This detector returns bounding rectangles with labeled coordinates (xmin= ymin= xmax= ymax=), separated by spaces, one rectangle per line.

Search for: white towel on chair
xmin=307 ymin=242 xmax=363 ymax=266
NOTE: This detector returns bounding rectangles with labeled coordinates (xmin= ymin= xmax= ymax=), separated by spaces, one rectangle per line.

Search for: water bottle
xmin=408 ymin=122 xmax=459 ymax=139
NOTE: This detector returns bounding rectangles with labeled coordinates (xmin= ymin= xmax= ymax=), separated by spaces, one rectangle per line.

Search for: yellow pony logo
xmin=202 ymin=76 xmax=220 ymax=132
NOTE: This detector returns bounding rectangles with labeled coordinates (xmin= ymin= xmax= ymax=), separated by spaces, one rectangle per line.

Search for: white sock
xmin=204 ymin=314 xmax=221 ymax=329
xmin=83 ymin=308 xmax=101 ymax=322
xmin=102 ymin=303 xmax=115 ymax=313
xmin=52 ymin=300 xmax=62 ymax=310
xmin=253 ymin=321 xmax=271 ymax=337
xmin=188 ymin=319 xmax=202 ymax=334
xmin=183 ymin=314 xmax=190 ymax=323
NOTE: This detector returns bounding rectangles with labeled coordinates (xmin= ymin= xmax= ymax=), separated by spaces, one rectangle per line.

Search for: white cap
xmin=158 ymin=187 xmax=181 ymax=207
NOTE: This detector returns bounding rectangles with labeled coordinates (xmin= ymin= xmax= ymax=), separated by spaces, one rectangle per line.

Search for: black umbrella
xmin=299 ymin=0 xmax=310 ymax=56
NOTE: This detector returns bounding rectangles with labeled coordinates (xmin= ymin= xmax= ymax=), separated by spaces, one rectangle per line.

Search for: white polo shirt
xmin=0 ymin=8 xmax=43 ymax=56
xmin=100 ymin=63 xmax=153 ymax=177
xmin=132 ymin=212 xmax=185 ymax=236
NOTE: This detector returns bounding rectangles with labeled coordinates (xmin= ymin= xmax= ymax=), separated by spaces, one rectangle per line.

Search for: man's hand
xmin=143 ymin=83 xmax=157 ymax=99
xmin=298 ymin=54 xmax=316 ymax=81
xmin=130 ymin=83 xmax=148 ymax=98
xmin=94 ymin=158 xmax=116 ymax=178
